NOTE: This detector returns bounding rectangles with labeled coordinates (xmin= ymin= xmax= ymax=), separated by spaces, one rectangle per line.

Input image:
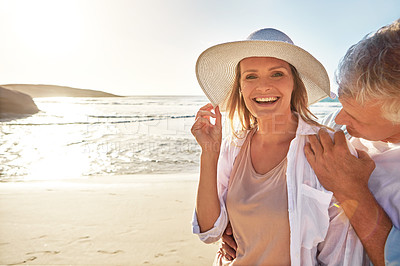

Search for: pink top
xmin=217 ymin=128 xmax=291 ymax=265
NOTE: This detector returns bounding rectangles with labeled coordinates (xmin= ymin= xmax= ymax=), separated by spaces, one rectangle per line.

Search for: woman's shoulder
xmin=219 ymin=129 xmax=253 ymax=160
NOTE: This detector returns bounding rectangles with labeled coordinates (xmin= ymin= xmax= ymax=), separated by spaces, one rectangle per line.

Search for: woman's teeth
xmin=254 ymin=97 xmax=278 ymax=103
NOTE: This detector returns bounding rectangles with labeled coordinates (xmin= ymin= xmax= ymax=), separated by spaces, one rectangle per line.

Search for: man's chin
xmin=346 ymin=127 xmax=361 ymax=138
xmin=347 ymin=127 xmax=384 ymax=142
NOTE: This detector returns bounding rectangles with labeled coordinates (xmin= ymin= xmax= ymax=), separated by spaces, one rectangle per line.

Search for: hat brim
xmin=196 ymin=40 xmax=330 ymax=111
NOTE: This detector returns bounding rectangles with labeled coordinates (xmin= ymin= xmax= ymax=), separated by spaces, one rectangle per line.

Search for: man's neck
xmin=381 ymin=131 xmax=400 ymax=143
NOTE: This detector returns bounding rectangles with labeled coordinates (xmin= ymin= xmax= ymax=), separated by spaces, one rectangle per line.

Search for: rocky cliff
xmin=0 ymin=86 xmax=40 ymax=116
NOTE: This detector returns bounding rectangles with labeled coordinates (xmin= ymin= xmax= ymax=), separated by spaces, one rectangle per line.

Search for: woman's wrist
xmin=200 ymin=149 xmax=220 ymax=161
xmin=200 ymin=143 xmax=221 ymax=155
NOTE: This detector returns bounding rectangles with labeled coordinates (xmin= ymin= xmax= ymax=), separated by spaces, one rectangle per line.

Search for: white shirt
xmin=192 ymin=116 xmax=367 ymax=265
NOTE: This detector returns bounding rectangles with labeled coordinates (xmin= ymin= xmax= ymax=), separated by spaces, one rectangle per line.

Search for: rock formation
xmin=0 ymin=86 xmax=39 ymax=116
xmin=1 ymin=84 xmax=120 ymax=98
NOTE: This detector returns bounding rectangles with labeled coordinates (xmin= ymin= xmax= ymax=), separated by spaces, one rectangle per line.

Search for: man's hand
xmin=219 ymin=222 xmax=237 ymax=261
xmin=304 ymin=129 xmax=375 ymax=201
xmin=305 ymin=129 xmax=392 ymax=266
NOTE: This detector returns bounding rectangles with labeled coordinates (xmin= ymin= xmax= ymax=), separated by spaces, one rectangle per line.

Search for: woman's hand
xmin=220 ymin=222 xmax=237 ymax=260
xmin=192 ymin=103 xmax=223 ymax=232
xmin=191 ymin=103 xmax=222 ymax=154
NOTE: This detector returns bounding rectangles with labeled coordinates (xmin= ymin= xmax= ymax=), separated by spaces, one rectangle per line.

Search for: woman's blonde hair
xmin=336 ymin=19 xmax=400 ymax=123
xmin=226 ymin=60 xmax=321 ymax=137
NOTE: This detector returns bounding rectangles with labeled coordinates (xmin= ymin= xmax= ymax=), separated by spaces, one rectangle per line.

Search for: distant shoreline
xmin=1 ymin=84 xmax=121 ymax=98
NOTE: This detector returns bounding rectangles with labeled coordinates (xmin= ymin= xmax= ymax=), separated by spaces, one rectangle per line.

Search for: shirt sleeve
xmin=385 ymin=226 xmax=400 ymax=265
xmin=191 ymin=136 xmax=235 ymax=244
xmin=191 ymin=203 xmax=229 ymax=244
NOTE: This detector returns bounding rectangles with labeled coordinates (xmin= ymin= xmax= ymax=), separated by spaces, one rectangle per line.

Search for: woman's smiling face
xmin=239 ymin=57 xmax=294 ymax=120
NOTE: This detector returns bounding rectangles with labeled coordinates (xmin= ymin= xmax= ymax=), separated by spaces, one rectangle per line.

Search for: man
xmin=221 ymin=19 xmax=400 ymax=265
xmin=305 ymin=18 xmax=400 ymax=265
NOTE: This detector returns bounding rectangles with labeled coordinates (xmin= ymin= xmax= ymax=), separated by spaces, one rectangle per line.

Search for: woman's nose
xmin=256 ymin=78 xmax=272 ymax=91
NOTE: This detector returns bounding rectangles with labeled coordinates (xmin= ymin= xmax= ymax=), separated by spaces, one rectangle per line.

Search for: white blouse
xmin=192 ymin=116 xmax=368 ymax=265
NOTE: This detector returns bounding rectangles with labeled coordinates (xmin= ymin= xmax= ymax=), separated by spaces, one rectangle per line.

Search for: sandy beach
xmin=0 ymin=173 xmax=219 ymax=265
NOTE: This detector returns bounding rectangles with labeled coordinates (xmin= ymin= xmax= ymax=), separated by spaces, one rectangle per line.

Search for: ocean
xmin=0 ymin=96 xmax=341 ymax=181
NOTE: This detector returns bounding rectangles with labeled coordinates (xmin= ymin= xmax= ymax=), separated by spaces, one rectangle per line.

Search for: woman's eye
xmin=272 ymin=72 xmax=283 ymax=77
xmin=245 ymin=75 xmax=257 ymax=80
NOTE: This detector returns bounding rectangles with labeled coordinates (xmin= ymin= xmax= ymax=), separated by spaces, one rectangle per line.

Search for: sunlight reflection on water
xmin=0 ymin=96 xmax=205 ymax=181
xmin=0 ymin=96 xmax=340 ymax=181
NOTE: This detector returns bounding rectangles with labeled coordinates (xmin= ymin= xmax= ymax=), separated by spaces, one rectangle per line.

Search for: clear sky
xmin=0 ymin=0 xmax=399 ymax=96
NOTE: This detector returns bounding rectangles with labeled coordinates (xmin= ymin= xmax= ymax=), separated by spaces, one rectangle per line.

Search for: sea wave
xmin=2 ymin=115 xmax=195 ymax=126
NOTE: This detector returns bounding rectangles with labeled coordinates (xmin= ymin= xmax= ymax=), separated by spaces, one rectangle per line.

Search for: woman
xmin=191 ymin=28 xmax=367 ymax=265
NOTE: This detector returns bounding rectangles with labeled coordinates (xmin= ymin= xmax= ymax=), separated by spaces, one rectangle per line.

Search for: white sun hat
xmin=195 ymin=28 xmax=331 ymax=111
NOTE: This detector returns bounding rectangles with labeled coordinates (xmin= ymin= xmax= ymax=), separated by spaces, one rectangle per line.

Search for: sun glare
xmin=6 ymin=0 xmax=84 ymax=57
xmin=28 ymin=147 xmax=90 ymax=181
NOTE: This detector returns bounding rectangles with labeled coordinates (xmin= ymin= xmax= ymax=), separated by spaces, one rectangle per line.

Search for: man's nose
xmin=335 ymin=109 xmax=348 ymax=125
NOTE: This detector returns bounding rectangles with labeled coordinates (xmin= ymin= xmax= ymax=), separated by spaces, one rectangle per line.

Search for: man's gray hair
xmin=336 ymin=19 xmax=400 ymax=123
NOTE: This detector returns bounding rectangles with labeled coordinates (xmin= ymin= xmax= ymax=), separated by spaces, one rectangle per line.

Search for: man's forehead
xmin=338 ymin=96 xmax=361 ymax=110
xmin=339 ymin=96 xmax=380 ymax=110
xmin=338 ymin=96 xmax=382 ymax=121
